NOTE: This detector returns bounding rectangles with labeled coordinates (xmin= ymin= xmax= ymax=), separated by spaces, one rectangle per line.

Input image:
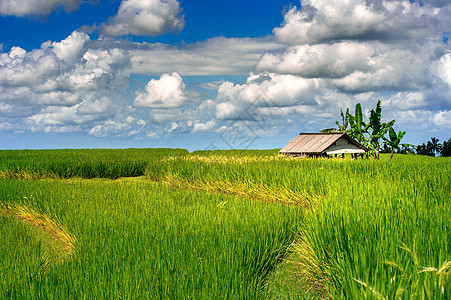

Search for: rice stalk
xmin=160 ymin=174 xmax=319 ymax=208
xmin=287 ymin=231 xmax=334 ymax=299
xmin=0 ymin=203 xmax=76 ymax=270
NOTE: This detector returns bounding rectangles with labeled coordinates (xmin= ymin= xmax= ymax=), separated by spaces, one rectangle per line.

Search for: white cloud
xmin=167 ymin=121 xmax=178 ymax=133
xmin=256 ymin=42 xmax=375 ymax=78
xmin=0 ymin=32 xmax=130 ymax=93
xmin=77 ymin=96 xmax=116 ymax=115
xmin=432 ymin=110 xmax=451 ymax=128
xmin=216 ymin=72 xmax=322 ymax=113
xmin=9 ymin=46 xmax=26 ymax=59
xmin=29 ymin=105 xmax=94 ymax=127
xmin=0 ymin=48 xmax=59 ymax=87
xmin=434 ymin=52 xmax=451 ymax=86
xmin=0 ymin=31 xmax=134 ymax=134
xmin=215 ymin=102 xmax=243 ymax=120
xmin=102 ymin=0 xmax=184 ymax=36
xmin=89 ymin=117 xmax=146 ymax=137
xmin=383 ymin=92 xmax=426 ymax=110
xmin=197 ymin=80 xmax=227 ymax=91
xmin=330 ymin=41 xmax=446 ymax=92
xmin=1 ymin=1 xmax=450 ymax=143
xmin=273 ymin=0 xmax=451 ymax=45
xmin=130 ymin=37 xmax=285 ymax=76
xmin=134 ymin=73 xmax=187 ymax=108
xmin=0 ymin=102 xmax=12 ymax=112
xmin=51 ymin=31 xmax=90 ymax=63
xmin=390 ymin=109 xmax=434 ymax=127
xmin=0 ymin=122 xmax=13 ymax=131
xmin=0 ymin=0 xmax=84 ymax=17
xmin=149 ymin=109 xmax=185 ymax=123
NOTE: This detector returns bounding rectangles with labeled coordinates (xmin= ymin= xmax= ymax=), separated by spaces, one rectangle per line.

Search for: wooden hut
xmin=279 ymin=132 xmax=369 ymax=157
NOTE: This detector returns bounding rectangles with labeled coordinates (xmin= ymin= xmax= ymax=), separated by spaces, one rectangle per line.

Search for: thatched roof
xmin=279 ymin=132 xmax=369 ymax=155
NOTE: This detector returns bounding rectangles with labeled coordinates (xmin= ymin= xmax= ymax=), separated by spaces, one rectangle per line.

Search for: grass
xmin=0 ymin=203 xmax=76 ymax=271
xmin=147 ymin=151 xmax=450 ymax=299
xmin=0 ymin=149 xmax=449 ymax=299
xmin=0 ymin=148 xmax=188 ymax=179
xmin=0 ymin=177 xmax=302 ymax=298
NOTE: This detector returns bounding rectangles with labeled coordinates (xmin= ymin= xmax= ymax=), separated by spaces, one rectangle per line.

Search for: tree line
xmin=405 ymin=137 xmax=450 ymax=157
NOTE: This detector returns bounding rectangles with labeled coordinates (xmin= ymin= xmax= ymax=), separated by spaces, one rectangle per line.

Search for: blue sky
xmin=0 ymin=0 xmax=450 ymax=151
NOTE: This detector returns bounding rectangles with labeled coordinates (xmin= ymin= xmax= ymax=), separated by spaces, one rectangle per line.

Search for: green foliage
xmin=383 ymin=128 xmax=406 ymax=158
xmin=416 ymin=138 xmax=442 ymax=157
xmin=335 ymin=108 xmax=350 ymax=132
xmin=147 ymin=152 xmax=450 ymax=299
xmin=0 ymin=178 xmax=301 ymax=298
xmin=1 ymin=149 xmax=449 ymax=299
xmin=336 ymin=101 xmax=400 ymax=159
xmin=442 ymin=138 xmax=451 ymax=157
xmin=0 ymin=148 xmax=188 ymax=179
xmin=368 ymin=100 xmax=396 ymax=159
xmin=347 ymin=103 xmax=371 ymax=148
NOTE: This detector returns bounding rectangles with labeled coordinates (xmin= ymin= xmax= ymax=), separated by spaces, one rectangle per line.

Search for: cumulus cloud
xmin=215 ymin=72 xmax=323 ymax=120
xmin=1 ymin=0 xmax=450 ymax=143
xmin=102 ymin=0 xmax=184 ymax=36
xmin=130 ymin=37 xmax=285 ymax=76
xmin=0 ymin=122 xmax=13 ymax=131
xmin=382 ymin=92 xmax=426 ymax=110
xmin=256 ymin=42 xmax=375 ymax=78
xmin=256 ymin=1 xmax=451 ymax=95
xmin=432 ymin=111 xmax=451 ymax=128
xmin=0 ymin=31 xmax=134 ymax=134
xmin=134 ymin=72 xmax=187 ymax=108
xmin=273 ymin=0 xmax=451 ymax=45
xmin=192 ymin=121 xmax=216 ymax=133
xmin=215 ymin=101 xmax=244 ymax=120
xmin=328 ymin=41 xmax=446 ymax=92
xmin=0 ymin=0 xmax=84 ymax=16
xmin=89 ymin=117 xmax=146 ymax=137
xmin=51 ymin=31 xmax=90 ymax=63
xmin=0 ymin=48 xmax=59 ymax=87
xmin=0 ymin=102 xmax=12 ymax=112
xmin=210 ymin=0 xmax=449 ymax=142
xmin=434 ymin=52 xmax=451 ymax=86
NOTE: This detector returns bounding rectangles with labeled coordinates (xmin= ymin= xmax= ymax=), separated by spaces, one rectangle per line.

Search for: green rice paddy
xmin=0 ymin=149 xmax=449 ymax=299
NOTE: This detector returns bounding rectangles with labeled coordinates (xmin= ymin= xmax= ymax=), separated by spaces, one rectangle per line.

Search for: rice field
xmin=0 ymin=149 xmax=449 ymax=299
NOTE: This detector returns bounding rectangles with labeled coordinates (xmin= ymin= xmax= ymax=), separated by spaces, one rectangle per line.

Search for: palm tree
xmin=417 ymin=138 xmax=442 ymax=156
xmin=429 ymin=137 xmax=441 ymax=156
xmin=441 ymin=138 xmax=451 ymax=157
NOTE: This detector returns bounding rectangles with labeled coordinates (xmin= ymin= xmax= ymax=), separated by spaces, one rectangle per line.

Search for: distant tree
xmin=429 ymin=137 xmax=441 ymax=156
xmin=416 ymin=143 xmax=428 ymax=155
xmin=416 ymin=138 xmax=441 ymax=156
xmin=440 ymin=138 xmax=451 ymax=157
xmin=320 ymin=128 xmax=338 ymax=133
xmin=380 ymin=143 xmax=391 ymax=154
xmin=399 ymin=143 xmax=415 ymax=154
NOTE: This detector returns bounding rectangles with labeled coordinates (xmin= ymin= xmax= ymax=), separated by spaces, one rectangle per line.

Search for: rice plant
xmin=0 ymin=178 xmax=302 ymax=298
xmin=146 ymin=151 xmax=450 ymax=299
xmin=1 ymin=149 xmax=448 ymax=298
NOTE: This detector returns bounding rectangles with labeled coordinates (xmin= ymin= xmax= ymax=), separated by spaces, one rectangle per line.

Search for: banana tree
xmin=383 ymin=128 xmax=406 ymax=158
xmin=369 ymin=100 xmax=395 ymax=159
xmin=335 ymin=108 xmax=350 ymax=132
xmin=348 ymin=103 xmax=370 ymax=148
